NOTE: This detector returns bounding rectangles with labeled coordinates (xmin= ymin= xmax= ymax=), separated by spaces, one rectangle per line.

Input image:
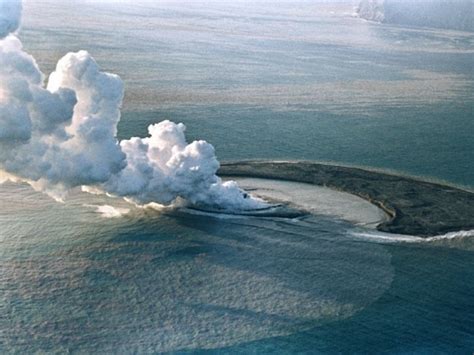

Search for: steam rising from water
xmin=0 ymin=0 xmax=20 ymax=38
xmin=0 ymin=0 xmax=264 ymax=210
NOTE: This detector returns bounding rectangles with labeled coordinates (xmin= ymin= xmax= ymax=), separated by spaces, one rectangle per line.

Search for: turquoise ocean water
xmin=1 ymin=1 xmax=473 ymax=353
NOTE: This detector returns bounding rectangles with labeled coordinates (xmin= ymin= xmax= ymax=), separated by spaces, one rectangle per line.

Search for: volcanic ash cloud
xmin=0 ymin=0 xmax=264 ymax=211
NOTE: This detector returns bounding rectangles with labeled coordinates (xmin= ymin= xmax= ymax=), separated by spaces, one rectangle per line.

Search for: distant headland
xmin=219 ymin=161 xmax=474 ymax=237
xmin=357 ymin=0 xmax=474 ymax=32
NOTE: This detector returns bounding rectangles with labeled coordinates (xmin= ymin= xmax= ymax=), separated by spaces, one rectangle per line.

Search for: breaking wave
xmin=352 ymin=229 xmax=474 ymax=248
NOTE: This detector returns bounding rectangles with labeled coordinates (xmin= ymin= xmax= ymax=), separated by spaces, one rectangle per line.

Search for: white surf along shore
xmin=229 ymin=177 xmax=474 ymax=247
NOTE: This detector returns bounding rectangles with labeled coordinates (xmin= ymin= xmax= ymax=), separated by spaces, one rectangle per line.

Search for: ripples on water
xmin=20 ymin=0 xmax=474 ymax=187
xmin=1 ymin=0 xmax=473 ymax=352
xmin=1 ymin=182 xmax=473 ymax=353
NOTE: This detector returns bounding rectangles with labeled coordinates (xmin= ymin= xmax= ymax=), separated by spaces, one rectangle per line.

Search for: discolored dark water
xmin=1 ymin=0 xmax=473 ymax=353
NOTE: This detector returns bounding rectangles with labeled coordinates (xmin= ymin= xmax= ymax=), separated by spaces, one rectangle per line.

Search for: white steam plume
xmin=0 ymin=0 xmax=264 ymax=210
xmin=0 ymin=0 xmax=20 ymax=39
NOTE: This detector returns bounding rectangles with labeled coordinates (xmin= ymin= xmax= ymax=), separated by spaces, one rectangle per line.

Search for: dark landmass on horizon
xmin=357 ymin=0 xmax=474 ymax=32
xmin=219 ymin=161 xmax=474 ymax=237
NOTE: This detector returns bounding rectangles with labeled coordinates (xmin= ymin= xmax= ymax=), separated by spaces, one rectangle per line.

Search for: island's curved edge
xmin=218 ymin=160 xmax=474 ymax=237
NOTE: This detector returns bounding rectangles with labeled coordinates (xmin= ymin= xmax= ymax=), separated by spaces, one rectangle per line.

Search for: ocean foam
xmin=352 ymin=229 xmax=474 ymax=249
xmin=84 ymin=204 xmax=130 ymax=218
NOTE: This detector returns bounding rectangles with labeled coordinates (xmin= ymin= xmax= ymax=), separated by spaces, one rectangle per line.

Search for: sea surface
xmin=1 ymin=0 xmax=473 ymax=353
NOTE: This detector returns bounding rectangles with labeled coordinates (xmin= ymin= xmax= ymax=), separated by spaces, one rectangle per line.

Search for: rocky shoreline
xmin=219 ymin=161 xmax=474 ymax=237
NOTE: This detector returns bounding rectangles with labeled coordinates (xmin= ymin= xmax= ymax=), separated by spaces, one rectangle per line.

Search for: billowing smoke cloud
xmin=0 ymin=0 xmax=21 ymax=38
xmin=0 ymin=0 xmax=264 ymax=210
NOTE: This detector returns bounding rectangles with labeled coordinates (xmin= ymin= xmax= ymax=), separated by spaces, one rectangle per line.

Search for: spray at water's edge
xmin=0 ymin=0 xmax=266 ymax=211
xmin=352 ymin=229 xmax=474 ymax=244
